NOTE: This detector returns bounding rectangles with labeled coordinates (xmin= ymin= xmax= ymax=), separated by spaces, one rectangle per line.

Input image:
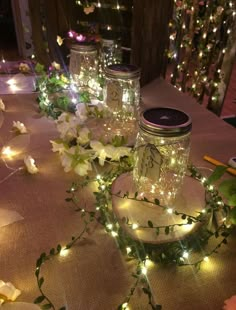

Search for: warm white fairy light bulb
xmin=107 ymin=224 xmax=113 ymax=230
xmin=111 ymin=231 xmax=118 ymax=237
xmin=182 ymin=251 xmax=189 ymax=259
xmin=126 ymin=247 xmax=132 ymax=254
xmin=1 ymin=146 xmax=15 ymax=158
xmin=203 ymin=256 xmax=209 ymax=262
xmin=60 ymin=248 xmax=69 ymax=257
xmin=141 ymin=266 xmax=147 ymax=275
xmin=167 ymin=208 xmax=173 ymax=214
xmin=132 ymin=223 xmax=139 ymax=230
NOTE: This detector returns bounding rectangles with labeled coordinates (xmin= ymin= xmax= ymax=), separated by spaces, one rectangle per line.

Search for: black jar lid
xmin=105 ymin=64 xmax=141 ymax=79
xmin=140 ymin=107 xmax=192 ymax=137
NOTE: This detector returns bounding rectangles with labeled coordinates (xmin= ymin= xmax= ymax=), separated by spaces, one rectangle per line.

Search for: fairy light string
xmin=33 ymin=163 xmax=234 ymax=309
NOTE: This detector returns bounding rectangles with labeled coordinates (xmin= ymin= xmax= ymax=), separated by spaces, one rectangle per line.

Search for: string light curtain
xmin=168 ymin=0 xmax=236 ymax=116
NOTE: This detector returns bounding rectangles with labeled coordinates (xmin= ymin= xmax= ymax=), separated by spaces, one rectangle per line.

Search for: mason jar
xmin=133 ymin=107 xmax=192 ymax=206
xmin=69 ymin=43 xmax=98 ymax=92
xmin=100 ymin=38 xmax=122 ymax=71
xmin=103 ymin=64 xmax=141 ymax=119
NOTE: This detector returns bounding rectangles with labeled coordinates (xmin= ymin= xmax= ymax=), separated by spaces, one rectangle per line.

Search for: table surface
xmin=0 ymin=78 xmax=236 ymax=310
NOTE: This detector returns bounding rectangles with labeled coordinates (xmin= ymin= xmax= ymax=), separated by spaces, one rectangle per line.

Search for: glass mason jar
xmin=100 ymin=38 xmax=122 ymax=71
xmin=69 ymin=43 xmax=98 ymax=92
xmin=103 ymin=64 xmax=141 ymax=119
xmin=133 ymin=107 xmax=192 ymax=206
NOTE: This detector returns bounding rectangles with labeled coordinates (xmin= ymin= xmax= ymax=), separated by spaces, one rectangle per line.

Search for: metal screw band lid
xmin=71 ymin=43 xmax=97 ymax=53
xmin=140 ymin=107 xmax=192 ymax=137
xmin=105 ymin=64 xmax=141 ymax=79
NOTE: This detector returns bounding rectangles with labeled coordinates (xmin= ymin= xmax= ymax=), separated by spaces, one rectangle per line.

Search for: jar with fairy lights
xmin=103 ymin=64 xmax=141 ymax=119
xmin=100 ymin=38 xmax=122 ymax=72
xmin=133 ymin=107 xmax=192 ymax=206
xmin=69 ymin=43 xmax=99 ymax=94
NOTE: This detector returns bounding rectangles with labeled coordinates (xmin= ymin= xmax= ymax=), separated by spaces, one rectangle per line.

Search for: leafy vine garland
xmin=34 ymin=161 xmax=235 ymax=310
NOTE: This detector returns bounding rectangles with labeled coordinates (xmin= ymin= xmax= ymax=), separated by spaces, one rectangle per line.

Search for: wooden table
xmin=0 ymin=79 xmax=235 ymax=310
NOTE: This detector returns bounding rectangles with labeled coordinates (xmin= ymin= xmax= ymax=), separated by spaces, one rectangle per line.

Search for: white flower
xmin=0 ymin=98 xmax=5 ymax=111
xmin=57 ymin=35 xmax=64 ymax=46
xmin=223 ymin=295 xmax=236 ymax=310
xmin=12 ymin=121 xmax=27 ymax=134
xmin=77 ymin=127 xmax=90 ymax=145
xmin=51 ymin=61 xmax=61 ymax=70
xmin=0 ymin=280 xmax=21 ymax=304
xmin=19 ymin=62 xmax=31 ymax=73
xmin=75 ymin=103 xmax=88 ymax=124
xmin=24 ymin=155 xmax=39 ymax=174
xmin=90 ymin=140 xmax=131 ymax=166
xmin=50 ymin=140 xmax=66 ymax=154
xmin=74 ymin=160 xmax=92 ymax=176
xmin=90 ymin=140 xmax=107 ymax=166
xmin=56 ymin=112 xmax=79 ymax=140
xmin=60 ymin=147 xmax=75 ymax=172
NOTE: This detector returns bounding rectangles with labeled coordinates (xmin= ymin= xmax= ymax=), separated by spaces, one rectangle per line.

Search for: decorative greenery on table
xmin=33 ymin=159 xmax=236 ymax=309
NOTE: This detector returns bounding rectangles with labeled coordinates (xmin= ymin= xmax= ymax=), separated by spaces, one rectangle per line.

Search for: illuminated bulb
xmin=199 ymin=51 xmax=203 ymax=58
xmin=141 ymin=266 xmax=147 ymax=275
xmin=227 ymin=29 xmax=231 ymax=34
xmin=107 ymin=25 xmax=112 ymax=30
xmin=203 ymin=77 xmax=207 ymax=82
xmin=97 ymin=1 xmax=101 ymax=7
xmin=217 ymin=69 xmax=221 ymax=73
xmin=201 ymin=177 xmax=207 ymax=183
xmin=117 ymin=4 xmax=120 ymax=10
xmin=178 ymin=87 xmax=182 ymax=91
xmin=222 ymin=217 xmax=226 ymax=222
xmin=122 ymin=302 xmax=129 ymax=309
xmin=222 ymin=49 xmax=226 ymax=54
xmin=72 ymin=98 xmax=77 ymax=104
xmin=107 ymin=224 xmax=113 ymax=230
xmin=182 ymin=251 xmax=189 ymax=259
xmin=203 ymin=256 xmax=209 ymax=262
xmin=60 ymin=248 xmax=69 ymax=257
xmin=96 ymin=174 xmax=101 ymax=180
xmin=192 ymin=83 xmax=196 ymax=89
xmin=208 ymin=185 xmax=214 ymax=191
xmin=229 ymin=2 xmax=233 ymax=7
xmin=132 ymin=223 xmax=139 ymax=230
xmin=81 ymin=209 xmax=85 ymax=213
xmin=210 ymin=15 xmax=213 ymax=21
xmin=160 ymin=139 xmax=165 ymax=144
xmin=96 ymin=207 xmax=100 ymax=211
xmin=126 ymin=247 xmax=131 ymax=254
xmin=182 ymin=24 xmax=186 ymax=29
xmin=101 ymin=185 xmax=106 ymax=190
xmin=233 ymin=11 xmax=236 ymax=16
xmin=31 ymin=54 xmax=35 ymax=59
xmin=1 ymin=146 xmax=15 ymax=158
xmin=150 ymin=185 xmax=155 ymax=194
xmin=167 ymin=208 xmax=173 ymax=214
xmin=203 ymin=33 xmax=207 ymax=39
xmin=213 ymin=28 xmax=217 ymax=33
xmin=201 ymin=209 xmax=206 ymax=214
xmin=111 ymin=231 xmax=118 ymax=237
xmin=173 ymin=53 xmax=177 ymax=59
xmin=170 ymin=74 xmax=173 ymax=78
xmin=214 ymin=82 xmax=218 ymax=87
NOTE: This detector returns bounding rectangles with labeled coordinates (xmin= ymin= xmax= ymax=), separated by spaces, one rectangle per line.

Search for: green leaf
xmin=49 ymin=248 xmax=55 ymax=255
xmin=156 ymin=228 xmax=160 ymax=235
xmin=222 ymin=238 xmax=227 ymax=244
xmin=142 ymin=287 xmax=151 ymax=296
xmin=207 ymin=166 xmax=227 ymax=184
xmin=59 ymin=307 xmax=66 ymax=310
xmin=154 ymin=199 xmax=160 ymax=205
xmin=57 ymin=244 xmax=62 ymax=253
xmin=148 ymin=220 xmax=153 ymax=228
xmin=38 ymin=277 xmax=44 ymax=288
xmin=229 ymin=206 xmax=236 ymax=224
xmin=229 ymin=194 xmax=236 ymax=207
xmin=219 ymin=179 xmax=236 ymax=205
xmin=34 ymin=295 xmax=45 ymax=304
xmin=165 ymin=226 xmax=170 ymax=235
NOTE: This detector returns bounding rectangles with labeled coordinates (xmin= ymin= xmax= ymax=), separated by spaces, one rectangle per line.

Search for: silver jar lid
xmin=105 ymin=64 xmax=140 ymax=79
xmin=71 ymin=43 xmax=97 ymax=53
xmin=140 ymin=107 xmax=192 ymax=137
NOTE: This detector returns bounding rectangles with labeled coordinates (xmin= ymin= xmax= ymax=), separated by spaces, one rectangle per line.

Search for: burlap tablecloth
xmin=0 ymin=79 xmax=236 ymax=310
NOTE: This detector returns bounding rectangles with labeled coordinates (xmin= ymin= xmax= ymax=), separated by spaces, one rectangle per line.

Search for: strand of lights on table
xmin=168 ymin=0 xmax=235 ymax=106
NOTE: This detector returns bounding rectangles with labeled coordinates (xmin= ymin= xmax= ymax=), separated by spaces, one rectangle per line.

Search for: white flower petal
xmin=24 ymin=155 xmax=39 ymax=174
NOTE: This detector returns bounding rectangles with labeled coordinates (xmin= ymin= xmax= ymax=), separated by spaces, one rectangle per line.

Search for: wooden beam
xmin=131 ymin=0 xmax=173 ymax=86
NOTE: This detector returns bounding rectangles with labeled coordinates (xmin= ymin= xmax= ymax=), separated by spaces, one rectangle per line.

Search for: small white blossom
xmin=0 ymin=280 xmax=21 ymax=304
xmin=19 ymin=62 xmax=31 ymax=73
xmin=24 ymin=155 xmax=39 ymax=174
xmin=77 ymin=127 xmax=90 ymax=145
xmin=12 ymin=121 xmax=27 ymax=134
xmin=51 ymin=61 xmax=61 ymax=70
xmin=56 ymin=112 xmax=79 ymax=140
xmin=50 ymin=140 xmax=66 ymax=154
xmin=74 ymin=160 xmax=92 ymax=176
xmin=57 ymin=35 xmax=64 ymax=46
xmin=0 ymin=98 xmax=5 ymax=111
xmin=60 ymin=147 xmax=75 ymax=172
